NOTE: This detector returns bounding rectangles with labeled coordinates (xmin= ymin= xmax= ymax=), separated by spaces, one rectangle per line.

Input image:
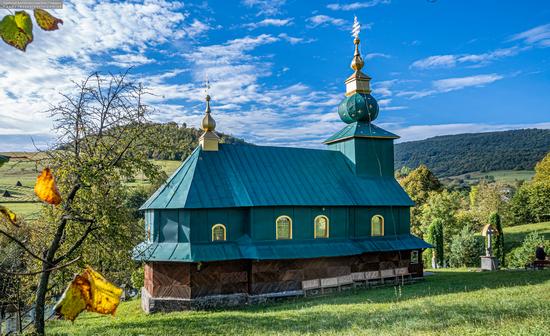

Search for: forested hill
xmin=394 ymin=129 xmax=550 ymax=177
xmin=146 ymin=122 xmax=246 ymax=160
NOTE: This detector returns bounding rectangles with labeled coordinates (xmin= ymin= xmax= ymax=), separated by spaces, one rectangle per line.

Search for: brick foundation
xmin=142 ymin=250 xmax=424 ymax=312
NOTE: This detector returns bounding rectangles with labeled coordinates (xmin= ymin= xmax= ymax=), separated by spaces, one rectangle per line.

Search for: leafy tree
xmin=509 ymin=184 xmax=534 ymax=225
xmin=508 ymin=232 xmax=549 ymax=268
xmin=490 ymin=212 xmax=505 ymax=266
xmin=508 ymin=152 xmax=550 ymax=225
xmin=419 ymin=190 xmax=463 ymax=237
xmin=533 ymin=151 xmax=550 ymax=183
xmin=448 ymin=225 xmax=484 ymax=267
xmin=398 ymin=165 xmax=442 ymax=235
xmin=470 ymin=182 xmax=508 ymax=224
xmin=0 ymin=72 xmax=165 ymax=335
xmin=427 ymin=219 xmax=444 ymax=268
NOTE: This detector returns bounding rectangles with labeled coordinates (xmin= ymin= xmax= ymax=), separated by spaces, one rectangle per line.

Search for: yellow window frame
xmin=276 ymin=215 xmax=292 ymax=240
xmin=211 ymin=223 xmax=227 ymax=241
xmin=314 ymin=215 xmax=329 ymax=239
xmin=371 ymin=215 xmax=384 ymax=236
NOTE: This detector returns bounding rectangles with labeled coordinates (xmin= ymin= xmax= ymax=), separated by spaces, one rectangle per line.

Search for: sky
xmin=1 ymin=0 xmax=549 ymax=151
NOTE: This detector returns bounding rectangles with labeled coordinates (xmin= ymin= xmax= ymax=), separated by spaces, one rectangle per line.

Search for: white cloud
xmin=509 ymin=23 xmax=550 ymax=47
xmin=278 ymin=33 xmax=314 ymax=45
xmin=397 ymin=74 xmax=503 ymax=99
xmin=327 ymin=0 xmax=390 ymax=11
xmin=411 ymin=23 xmax=550 ymax=70
xmin=433 ymin=73 xmax=503 ymax=92
xmin=109 ymin=54 xmax=155 ymax=67
xmin=306 ymin=15 xmax=347 ymax=28
xmin=0 ymin=0 xmax=198 ymax=138
xmin=411 ymin=47 xmax=521 ymax=69
xmin=365 ymin=52 xmax=390 ymax=60
xmin=242 ymin=0 xmax=286 ymax=16
xmin=244 ymin=18 xmax=293 ymax=30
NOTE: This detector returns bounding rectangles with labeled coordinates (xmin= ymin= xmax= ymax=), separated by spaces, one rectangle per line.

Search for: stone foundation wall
xmin=142 ymin=250 xmax=424 ymax=312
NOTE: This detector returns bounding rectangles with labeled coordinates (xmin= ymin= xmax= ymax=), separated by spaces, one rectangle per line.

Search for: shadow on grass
xmin=50 ymin=269 xmax=550 ymax=336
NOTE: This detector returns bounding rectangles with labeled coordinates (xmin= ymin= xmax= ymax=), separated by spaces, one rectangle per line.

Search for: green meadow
xmin=48 ymin=269 xmax=550 ymax=336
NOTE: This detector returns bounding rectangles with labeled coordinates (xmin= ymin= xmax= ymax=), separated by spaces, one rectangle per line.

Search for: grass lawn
xmin=48 ymin=269 xmax=550 ymax=336
xmin=503 ymin=222 xmax=550 ymax=252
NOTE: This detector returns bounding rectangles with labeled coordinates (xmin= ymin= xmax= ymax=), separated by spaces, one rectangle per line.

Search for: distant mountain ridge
xmin=394 ymin=129 xmax=550 ymax=177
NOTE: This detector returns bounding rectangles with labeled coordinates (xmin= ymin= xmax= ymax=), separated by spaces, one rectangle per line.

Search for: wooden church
xmin=135 ymin=24 xmax=430 ymax=312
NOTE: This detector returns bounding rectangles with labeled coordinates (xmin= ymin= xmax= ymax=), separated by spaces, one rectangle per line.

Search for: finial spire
xmin=199 ymin=77 xmax=220 ymax=151
xmin=344 ymin=16 xmax=371 ymax=96
xmin=350 ymin=16 xmax=364 ymax=72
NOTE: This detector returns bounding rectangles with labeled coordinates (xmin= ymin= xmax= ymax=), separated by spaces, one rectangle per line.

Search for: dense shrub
xmin=131 ymin=265 xmax=145 ymax=290
xmin=508 ymin=232 xmax=550 ymax=268
xmin=448 ymin=225 xmax=484 ymax=267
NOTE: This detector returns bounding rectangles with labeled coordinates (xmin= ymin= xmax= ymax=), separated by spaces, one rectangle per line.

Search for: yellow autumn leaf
xmin=84 ymin=267 xmax=123 ymax=315
xmin=54 ymin=267 xmax=122 ymax=321
xmin=34 ymin=168 xmax=62 ymax=205
xmin=54 ymin=274 xmax=91 ymax=322
xmin=0 ymin=205 xmax=17 ymax=225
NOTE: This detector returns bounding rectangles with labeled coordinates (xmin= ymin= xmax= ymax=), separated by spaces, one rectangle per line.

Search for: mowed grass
xmin=48 ymin=269 xmax=550 ymax=336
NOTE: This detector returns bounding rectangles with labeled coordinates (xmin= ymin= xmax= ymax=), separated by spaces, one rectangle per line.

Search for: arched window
xmin=212 ymin=224 xmax=227 ymax=241
xmin=276 ymin=215 xmax=292 ymax=240
xmin=314 ymin=215 xmax=329 ymax=238
xmin=371 ymin=215 xmax=384 ymax=236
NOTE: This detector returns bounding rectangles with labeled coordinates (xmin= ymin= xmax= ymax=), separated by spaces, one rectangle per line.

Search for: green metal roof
xmin=133 ymin=234 xmax=431 ymax=262
xmin=324 ymin=122 xmax=399 ymax=144
xmin=141 ymin=143 xmax=413 ymax=210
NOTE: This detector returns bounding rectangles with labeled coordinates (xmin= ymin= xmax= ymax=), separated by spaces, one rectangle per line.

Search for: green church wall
xmin=328 ymin=137 xmax=394 ymax=178
xmin=159 ymin=210 xmax=179 ymax=243
xmin=147 ymin=205 xmax=410 ymax=244
xmin=354 ymin=206 xmax=409 ymax=237
xmin=188 ymin=208 xmax=248 ymax=242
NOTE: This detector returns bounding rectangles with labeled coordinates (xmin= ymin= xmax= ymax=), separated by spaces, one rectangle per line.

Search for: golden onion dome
xmin=201 ymin=94 xmax=216 ymax=131
xmin=350 ymin=38 xmax=364 ymax=72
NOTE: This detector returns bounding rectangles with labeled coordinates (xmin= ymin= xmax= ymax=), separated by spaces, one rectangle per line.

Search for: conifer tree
xmin=490 ymin=212 xmax=505 ymax=267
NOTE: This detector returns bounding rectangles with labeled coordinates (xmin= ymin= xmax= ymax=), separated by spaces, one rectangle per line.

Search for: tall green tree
xmin=398 ymin=165 xmax=442 ymax=236
xmin=427 ymin=218 xmax=444 ymax=268
xmin=490 ymin=212 xmax=505 ymax=266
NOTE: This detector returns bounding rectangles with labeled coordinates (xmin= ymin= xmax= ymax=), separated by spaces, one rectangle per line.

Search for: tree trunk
xmin=34 ymin=264 xmax=52 ymax=335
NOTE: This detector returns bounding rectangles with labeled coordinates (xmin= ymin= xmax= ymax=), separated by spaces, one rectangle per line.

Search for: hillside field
xmin=0 ymin=153 xmax=182 ymax=219
xmin=47 ymin=269 xmax=550 ymax=336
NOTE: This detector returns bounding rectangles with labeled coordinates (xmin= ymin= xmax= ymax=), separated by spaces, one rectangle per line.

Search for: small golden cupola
xmin=199 ymin=94 xmax=220 ymax=151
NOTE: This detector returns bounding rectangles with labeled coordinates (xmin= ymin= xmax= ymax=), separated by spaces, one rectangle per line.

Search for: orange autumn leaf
xmin=33 ymin=9 xmax=63 ymax=31
xmin=34 ymin=168 xmax=62 ymax=205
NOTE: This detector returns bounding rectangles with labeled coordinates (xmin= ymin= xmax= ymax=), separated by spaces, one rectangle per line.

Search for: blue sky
xmin=1 ymin=0 xmax=549 ymax=151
